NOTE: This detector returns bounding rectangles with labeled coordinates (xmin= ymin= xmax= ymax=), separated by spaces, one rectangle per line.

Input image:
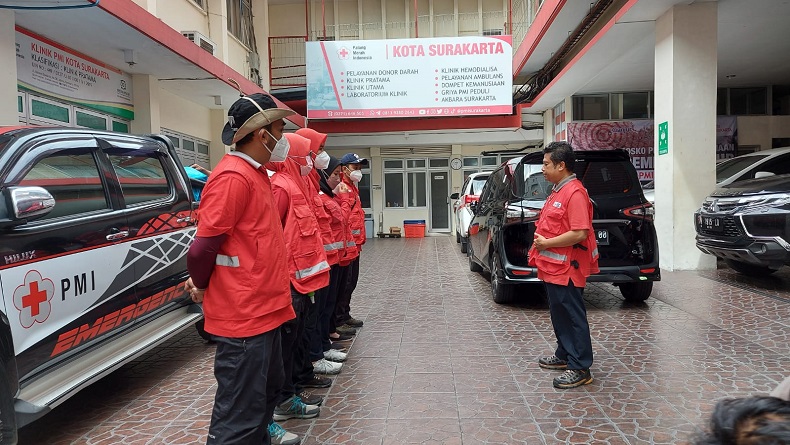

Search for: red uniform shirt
xmin=196 ymin=152 xmax=294 ymax=338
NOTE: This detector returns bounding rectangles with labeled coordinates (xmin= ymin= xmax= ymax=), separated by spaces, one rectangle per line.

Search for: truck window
xmin=108 ymin=153 xmax=171 ymax=205
xmin=18 ymin=150 xmax=108 ymax=219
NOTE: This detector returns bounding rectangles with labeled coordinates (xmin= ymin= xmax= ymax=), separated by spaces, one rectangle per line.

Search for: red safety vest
xmin=271 ymin=172 xmax=330 ymax=294
xmin=528 ymin=178 xmax=599 ymax=286
xmin=318 ymin=191 xmax=345 ymax=266
xmin=342 ymin=176 xmax=366 ymax=250
xmin=306 ymin=177 xmax=340 ymax=266
xmin=334 ymin=190 xmax=360 ymax=265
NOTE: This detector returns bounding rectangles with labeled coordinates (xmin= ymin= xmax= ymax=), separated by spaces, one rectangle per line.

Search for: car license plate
xmin=700 ymin=216 xmax=723 ymax=232
xmin=595 ymin=229 xmax=609 ymax=246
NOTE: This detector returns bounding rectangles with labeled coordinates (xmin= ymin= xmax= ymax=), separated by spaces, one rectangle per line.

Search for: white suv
xmin=451 ymin=172 xmax=490 ymax=254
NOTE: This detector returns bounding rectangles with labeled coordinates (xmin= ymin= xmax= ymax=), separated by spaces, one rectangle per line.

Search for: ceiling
xmin=516 ymin=0 xmax=790 ymax=112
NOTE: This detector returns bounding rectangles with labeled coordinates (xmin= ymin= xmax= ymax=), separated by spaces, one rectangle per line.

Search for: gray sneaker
xmin=273 ymin=395 xmax=320 ymax=421
xmin=268 ymin=421 xmax=300 ymax=445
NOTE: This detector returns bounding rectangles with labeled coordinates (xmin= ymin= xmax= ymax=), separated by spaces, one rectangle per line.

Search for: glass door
xmin=429 ymin=170 xmax=450 ymax=231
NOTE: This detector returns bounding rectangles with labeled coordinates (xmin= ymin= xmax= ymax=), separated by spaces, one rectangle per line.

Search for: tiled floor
xmin=19 ymin=236 xmax=790 ymax=444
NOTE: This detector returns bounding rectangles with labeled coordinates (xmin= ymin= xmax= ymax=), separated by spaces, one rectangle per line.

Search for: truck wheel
xmin=491 ymin=254 xmax=514 ymax=304
xmin=619 ymin=281 xmax=653 ymax=302
xmin=0 ymin=367 xmax=18 ymax=444
xmin=724 ymin=259 xmax=779 ymax=277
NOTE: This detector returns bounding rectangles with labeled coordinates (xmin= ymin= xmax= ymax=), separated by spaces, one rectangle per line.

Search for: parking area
xmin=19 ymin=236 xmax=790 ymax=445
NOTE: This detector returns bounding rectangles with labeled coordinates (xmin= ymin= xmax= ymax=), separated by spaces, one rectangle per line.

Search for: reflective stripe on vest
xmin=216 ymin=255 xmax=240 ymax=267
xmin=538 ymin=250 xmax=567 ymax=262
xmin=346 ymin=240 xmax=357 ymax=247
xmin=324 ymin=241 xmax=344 ymax=251
xmin=591 ymin=247 xmax=599 ymax=259
xmin=351 ymin=229 xmax=361 ymax=235
xmin=295 ymin=260 xmax=330 ymax=280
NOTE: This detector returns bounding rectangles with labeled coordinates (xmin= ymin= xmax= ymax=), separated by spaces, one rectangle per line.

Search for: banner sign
xmin=568 ymin=117 xmax=738 ymax=182
xmin=568 ymin=120 xmax=655 ymax=181
xmin=306 ymin=36 xmax=513 ymax=119
xmin=16 ymin=27 xmax=134 ymax=120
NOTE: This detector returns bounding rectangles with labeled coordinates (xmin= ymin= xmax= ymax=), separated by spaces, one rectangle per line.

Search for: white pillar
xmin=210 ymin=108 xmax=229 ymax=168
xmin=654 ymin=2 xmax=717 ymax=271
xmin=130 ymin=74 xmax=161 ymax=134
xmin=0 ymin=10 xmax=18 ymax=126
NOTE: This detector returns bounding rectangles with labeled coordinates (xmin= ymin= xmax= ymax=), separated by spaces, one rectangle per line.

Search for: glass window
xmin=463 ymin=170 xmax=478 ymax=182
xmin=407 ymin=172 xmax=426 ymax=207
xmin=358 ymin=171 xmax=371 ymax=208
xmin=31 ymin=98 xmax=70 ymax=123
xmin=772 ymin=85 xmax=790 ymax=116
xmin=577 ymin=161 xmax=634 ymax=195
xmin=572 ymin=95 xmax=609 ymax=120
xmin=613 ymin=92 xmax=649 ymax=119
xmin=429 ymin=158 xmax=449 ymax=168
xmin=183 ymin=139 xmax=196 ymax=153
xmin=197 ymin=143 xmax=210 ymax=155
xmin=18 ymin=95 xmax=23 ymax=113
xmin=715 ymin=154 xmax=769 ymax=182
xmin=470 ymin=175 xmax=489 ymax=195
xmin=108 ymin=152 xmax=171 ymax=205
xmin=407 ymin=159 xmax=426 ymax=168
xmin=112 ymin=121 xmax=130 ymax=133
xmin=463 ymin=158 xmax=479 ymax=167
xmin=717 ymin=88 xmax=728 ymax=115
xmin=730 ymin=87 xmax=767 ymax=115
xmin=76 ymin=111 xmax=107 ymax=130
xmin=19 ymin=150 xmax=108 ymax=219
xmin=384 ymin=159 xmax=403 ymax=168
xmin=384 ymin=172 xmax=404 ymax=208
xmin=226 ymin=0 xmax=253 ymax=47
xmin=481 ymin=156 xmax=498 ymax=166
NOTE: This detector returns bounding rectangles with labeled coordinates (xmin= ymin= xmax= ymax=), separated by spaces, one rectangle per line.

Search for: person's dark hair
xmin=694 ymin=396 xmax=790 ymax=445
xmin=543 ymin=141 xmax=576 ymax=173
xmin=236 ymin=123 xmax=273 ymax=147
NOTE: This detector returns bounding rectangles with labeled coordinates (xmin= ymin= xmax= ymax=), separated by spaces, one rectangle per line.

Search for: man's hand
xmin=533 ymin=233 xmax=548 ymax=251
xmin=190 ymin=164 xmax=211 ymax=176
xmin=184 ymin=277 xmax=205 ymax=303
xmin=334 ymin=182 xmax=349 ymax=194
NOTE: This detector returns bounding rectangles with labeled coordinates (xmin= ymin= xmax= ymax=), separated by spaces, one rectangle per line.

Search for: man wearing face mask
xmin=266 ymin=133 xmax=332 ymax=437
xmin=184 ymin=93 xmax=297 ymax=445
xmin=334 ymin=153 xmax=368 ymax=335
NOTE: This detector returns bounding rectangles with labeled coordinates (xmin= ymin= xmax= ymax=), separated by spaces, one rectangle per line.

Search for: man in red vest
xmin=334 ymin=153 xmax=368 ymax=335
xmin=529 ymin=141 xmax=599 ymax=389
xmin=185 ymin=93 xmax=298 ymax=444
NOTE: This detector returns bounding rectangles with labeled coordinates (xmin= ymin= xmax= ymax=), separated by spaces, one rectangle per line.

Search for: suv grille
xmin=701 ymin=199 xmax=740 ymax=213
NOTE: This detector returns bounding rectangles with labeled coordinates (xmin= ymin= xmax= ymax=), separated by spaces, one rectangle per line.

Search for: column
xmin=130 ymin=74 xmax=161 ymax=134
xmin=0 ymin=10 xmax=18 ymax=126
xmin=210 ymin=108 xmax=228 ymax=168
xmin=654 ymin=2 xmax=717 ymax=270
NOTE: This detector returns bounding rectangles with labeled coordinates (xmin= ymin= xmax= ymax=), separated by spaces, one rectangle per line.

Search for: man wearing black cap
xmin=185 ymin=93 xmax=301 ymax=445
xmin=333 ymin=153 xmax=368 ymax=334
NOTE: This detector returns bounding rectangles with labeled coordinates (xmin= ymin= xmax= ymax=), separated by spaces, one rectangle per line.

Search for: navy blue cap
xmin=340 ymin=153 xmax=368 ymax=165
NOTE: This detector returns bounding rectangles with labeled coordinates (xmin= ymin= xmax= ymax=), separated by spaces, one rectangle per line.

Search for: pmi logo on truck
xmin=13 ymin=270 xmax=55 ymax=328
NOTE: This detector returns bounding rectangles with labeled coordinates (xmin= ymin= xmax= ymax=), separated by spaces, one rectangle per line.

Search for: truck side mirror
xmin=450 ymin=192 xmax=459 ymax=200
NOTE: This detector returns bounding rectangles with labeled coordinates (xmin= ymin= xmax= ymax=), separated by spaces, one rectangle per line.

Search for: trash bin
xmin=365 ymin=217 xmax=374 ymax=238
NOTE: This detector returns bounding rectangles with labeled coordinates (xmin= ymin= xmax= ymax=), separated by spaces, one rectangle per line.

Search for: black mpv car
xmin=467 ymin=150 xmax=660 ymax=303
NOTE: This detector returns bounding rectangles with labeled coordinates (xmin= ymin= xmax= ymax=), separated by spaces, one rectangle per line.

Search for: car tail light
xmin=464 ymin=194 xmax=479 ymax=205
xmin=622 ymin=203 xmax=655 ymax=221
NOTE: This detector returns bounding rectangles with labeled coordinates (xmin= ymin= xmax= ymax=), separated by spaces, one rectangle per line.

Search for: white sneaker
xmin=323 ymin=349 xmax=348 ymax=362
xmin=268 ymin=421 xmax=300 ymax=445
xmin=313 ymin=358 xmax=343 ymax=375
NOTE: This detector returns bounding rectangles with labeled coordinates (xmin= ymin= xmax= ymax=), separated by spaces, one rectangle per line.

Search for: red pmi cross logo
xmin=13 ymin=270 xmax=54 ymax=328
xmin=338 ymin=47 xmax=349 ymax=60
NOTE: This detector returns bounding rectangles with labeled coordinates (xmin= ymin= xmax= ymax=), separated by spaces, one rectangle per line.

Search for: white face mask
xmin=349 ymin=169 xmax=363 ymax=183
xmin=300 ymin=156 xmax=313 ymax=176
xmin=264 ymin=130 xmax=290 ymax=162
xmin=314 ymin=151 xmax=330 ymax=170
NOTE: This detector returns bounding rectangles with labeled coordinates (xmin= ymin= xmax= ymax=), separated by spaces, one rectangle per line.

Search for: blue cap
xmin=340 ymin=153 xmax=368 ymax=165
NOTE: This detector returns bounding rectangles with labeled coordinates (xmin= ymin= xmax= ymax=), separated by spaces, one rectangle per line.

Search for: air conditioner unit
xmin=182 ymin=31 xmax=216 ymax=55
